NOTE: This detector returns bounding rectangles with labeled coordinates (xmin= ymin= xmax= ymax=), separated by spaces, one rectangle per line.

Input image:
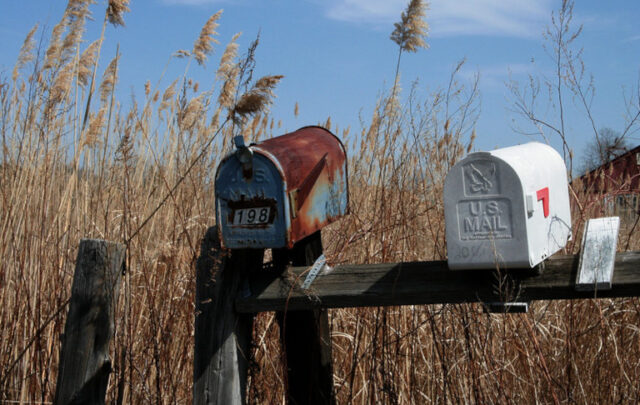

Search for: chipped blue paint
xmin=215 ymin=153 xmax=288 ymax=249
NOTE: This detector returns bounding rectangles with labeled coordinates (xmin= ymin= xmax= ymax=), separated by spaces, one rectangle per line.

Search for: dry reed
xmin=107 ymin=0 xmax=131 ymax=27
xmin=12 ymin=24 xmax=38 ymax=82
xmin=192 ymin=11 xmax=222 ymax=66
xmin=390 ymin=0 xmax=429 ymax=53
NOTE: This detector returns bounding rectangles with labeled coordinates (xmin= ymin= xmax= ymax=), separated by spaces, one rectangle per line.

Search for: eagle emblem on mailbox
xmin=463 ymin=161 xmax=498 ymax=195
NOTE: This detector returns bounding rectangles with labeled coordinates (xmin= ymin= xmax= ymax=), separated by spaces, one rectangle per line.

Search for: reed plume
xmin=100 ymin=56 xmax=119 ymax=104
xmin=179 ymin=94 xmax=204 ymax=131
xmin=218 ymin=65 xmax=239 ymax=110
xmin=324 ymin=116 xmax=332 ymax=130
xmin=215 ymin=33 xmax=242 ymax=111
xmin=389 ymin=0 xmax=429 ymax=102
xmin=61 ymin=1 xmax=90 ymax=62
xmin=77 ymin=40 xmax=99 ymax=86
xmin=48 ymin=61 xmax=74 ymax=107
xmin=173 ymin=49 xmax=191 ymax=59
xmin=85 ymin=108 xmax=106 ymax=147
xmin=210 ymin=108 xmax=221 ymax=130
xmin=390 ymin=0 xmax=429 ymax=53
xmin=217 ymin=33 xmax=241 ymax=79
xmin=159 ymin=79 xmax=178 ymax=114
xmin=231 ymin=75 xmax=283 ymax=123
xmin=65 ymin=0 xmax=93 ymax=20
xmin=193 ymin=11 xmax=222 ymax=66
xmin=12 ymin=24 xmax=38 ymax=82
xmin=468 ymin=129 xmax=476 ymax=153
xmin=107 ymin=0 xmax=130 ymax=27
xmin=43 ymin=14 xmax=68 ymax=70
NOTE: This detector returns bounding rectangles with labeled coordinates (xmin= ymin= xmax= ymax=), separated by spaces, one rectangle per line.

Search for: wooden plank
xmin=275 ymin=231 xmax=335 ymax=405
xmin=193 ymin=226 xmax=263 ymax=405
xmin=237 ymin=251 xmax=640 ymax=313
xmin=54 ymin=239 xmax=126 ymax=405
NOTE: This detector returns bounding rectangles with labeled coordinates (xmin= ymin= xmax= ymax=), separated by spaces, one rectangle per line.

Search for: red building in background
xmin=578 ymin=145 xmax=640 ymax=220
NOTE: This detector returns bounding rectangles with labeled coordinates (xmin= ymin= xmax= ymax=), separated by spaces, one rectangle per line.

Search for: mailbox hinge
xmin=289 ymin=189 xmax=298 ymax=218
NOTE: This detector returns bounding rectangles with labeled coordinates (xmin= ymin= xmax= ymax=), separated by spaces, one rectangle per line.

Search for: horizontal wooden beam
xmin=237 ymin=252 xmax=640 ymax=313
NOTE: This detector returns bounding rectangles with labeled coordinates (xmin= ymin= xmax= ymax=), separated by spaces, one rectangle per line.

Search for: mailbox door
xmin=445 ymin=154 xmax=530 ymax=269
xmin=291 ymin=162 xmax=348 ymax=243
xmin=492 ymin=142 xmax=572 ymax=266
xmin=252 ymin=126 xmax=349 ymax=246
xmin=215 ymin=154 xmax=289 ymax=249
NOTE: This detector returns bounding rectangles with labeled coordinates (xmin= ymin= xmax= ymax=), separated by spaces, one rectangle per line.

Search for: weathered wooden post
xmin=54 ymin=239 xmax=126 ymax=405
xmin=275 ymin=231 xmax=335 ymax=405
xmin=193 ymin=226 xmax=263 ymax=404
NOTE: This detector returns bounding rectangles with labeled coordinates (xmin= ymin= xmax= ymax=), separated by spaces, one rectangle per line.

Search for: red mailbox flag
xmin=537 ymin=187 xmax=549 ymax=218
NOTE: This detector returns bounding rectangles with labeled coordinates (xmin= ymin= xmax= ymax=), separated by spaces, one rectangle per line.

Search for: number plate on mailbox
xmin=232 ymin=207 xmax=271 ymax=226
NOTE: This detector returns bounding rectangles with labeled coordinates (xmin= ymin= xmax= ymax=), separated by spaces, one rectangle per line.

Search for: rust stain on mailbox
xmin=215 ymin=126 xmax=349 ymax=249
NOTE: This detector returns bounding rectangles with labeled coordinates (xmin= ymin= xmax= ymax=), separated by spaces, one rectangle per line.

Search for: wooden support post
xmin=194 ymin=227 xmax=263 ymax=405
xmin=54 ymin=239 xmax=125 ymax=405
xmin=275 ymin=231 xmax=335 ymax=405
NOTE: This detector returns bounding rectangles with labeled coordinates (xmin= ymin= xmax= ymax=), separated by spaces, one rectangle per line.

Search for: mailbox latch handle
xmin=234 ymin=135 xmax=254 ymax=180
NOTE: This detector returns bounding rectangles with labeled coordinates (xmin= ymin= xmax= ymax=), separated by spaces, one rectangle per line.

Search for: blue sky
xmin=1 ymin=0 xmax=639 ymax=164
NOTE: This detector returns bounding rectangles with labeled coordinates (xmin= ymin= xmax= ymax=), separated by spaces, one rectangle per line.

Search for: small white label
xmin=232 ymin=207 xmax=271 ymax=225
xmin=576 ymin=217 xmax=619 ymax=291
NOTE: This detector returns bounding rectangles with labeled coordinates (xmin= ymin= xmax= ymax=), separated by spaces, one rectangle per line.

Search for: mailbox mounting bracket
xmin=483 ymin=301 xmax=529 ymax=314
xmin=301 ymin=254 xmax=331 ymax=290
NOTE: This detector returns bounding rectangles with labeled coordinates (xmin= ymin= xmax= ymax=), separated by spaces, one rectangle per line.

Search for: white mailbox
xmin=444 ymin=142 xmax=572 ymax=270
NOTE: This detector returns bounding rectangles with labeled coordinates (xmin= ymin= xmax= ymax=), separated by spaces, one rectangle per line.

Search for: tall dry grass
xmin=1 ymin=0 xmax=640 ymax=403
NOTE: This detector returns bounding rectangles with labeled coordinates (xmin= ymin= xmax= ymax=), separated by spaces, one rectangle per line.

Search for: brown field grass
xmin=2 ymin=1 xmax=640 ymax=403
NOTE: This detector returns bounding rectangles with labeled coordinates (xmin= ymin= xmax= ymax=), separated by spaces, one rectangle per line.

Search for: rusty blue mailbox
xmin=215 ymin=126 xmax=349 ymax=249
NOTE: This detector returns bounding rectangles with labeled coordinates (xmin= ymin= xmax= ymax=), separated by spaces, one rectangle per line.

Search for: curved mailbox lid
xmin=491 ymin=142 xmax=572 ymax=261
xmin=444 ymin=142 xmax=571 ymax=269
